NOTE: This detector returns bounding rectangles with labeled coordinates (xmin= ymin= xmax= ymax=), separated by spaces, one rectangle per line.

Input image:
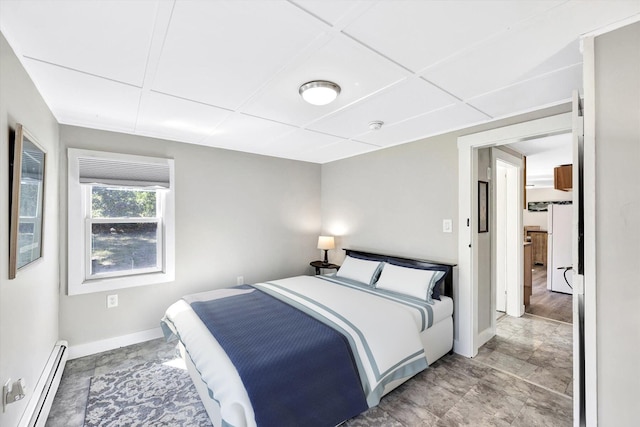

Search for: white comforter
xmin=162 ymin=275 xmax=436 ymax=427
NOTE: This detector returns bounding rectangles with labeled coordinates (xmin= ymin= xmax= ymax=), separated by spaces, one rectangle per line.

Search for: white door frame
xmin=457 ymin=112 xmax=572 ymax=357
xmin=481 ymin=153 xmax=522 ymax=348
xmin=580 ymin=35 xmax=597 ymax=426
xmin=493 ymin=153 xmax=523 ymax=318
xmin=494 ymin=162 xmax=509 ymax=314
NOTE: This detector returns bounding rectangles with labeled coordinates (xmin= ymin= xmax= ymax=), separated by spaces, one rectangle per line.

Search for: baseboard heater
xmin=19 ymin=340 xmax=68 ymax=427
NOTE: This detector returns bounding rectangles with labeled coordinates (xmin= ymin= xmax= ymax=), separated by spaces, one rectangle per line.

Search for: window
xmin=68 ymin=149 xmax=175 ymax=295
xmin=87 ymin=186 xmax=161 ymax=279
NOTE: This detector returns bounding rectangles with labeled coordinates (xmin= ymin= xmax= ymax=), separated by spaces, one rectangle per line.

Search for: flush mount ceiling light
xmin=299 ymin=80 xmax=341 ymax=106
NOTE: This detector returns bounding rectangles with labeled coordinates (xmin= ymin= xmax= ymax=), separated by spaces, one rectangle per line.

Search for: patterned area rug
xmin=84 ymin=362 xmax=212 ymax=426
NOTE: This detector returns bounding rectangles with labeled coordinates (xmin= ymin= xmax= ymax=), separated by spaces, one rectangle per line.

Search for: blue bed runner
xmin=189 ymin=285 xmax=368 ymax=427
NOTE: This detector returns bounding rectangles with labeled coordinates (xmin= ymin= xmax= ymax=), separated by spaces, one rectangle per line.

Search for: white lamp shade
xmin=317 ymin=236 xmax=335 ymax=250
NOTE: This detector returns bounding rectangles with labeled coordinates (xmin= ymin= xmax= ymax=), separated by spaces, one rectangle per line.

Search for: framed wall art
xmin=9 ymin=123 xmax=46 ymax=279
xmin=478 ymin=180 xmax=488 ymax=233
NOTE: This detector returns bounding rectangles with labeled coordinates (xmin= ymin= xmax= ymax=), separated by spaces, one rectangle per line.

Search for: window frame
xmin=67 ymin=148 xmax=175 ymax=295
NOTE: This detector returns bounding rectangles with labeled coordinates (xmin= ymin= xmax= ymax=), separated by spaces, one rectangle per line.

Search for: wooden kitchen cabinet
xmin=527 ymin=230 xmax=548 ymax=266
xmin=554 ymin=164 xmax=572 ymax=191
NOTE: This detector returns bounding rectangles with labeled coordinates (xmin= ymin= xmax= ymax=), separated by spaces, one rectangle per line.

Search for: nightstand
xmin=310 ymin=260 xmax=340 ymax=275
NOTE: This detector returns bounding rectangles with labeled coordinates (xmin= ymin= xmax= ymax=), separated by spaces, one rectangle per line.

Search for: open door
xmin=571 ymin=90 xmax=586 ymax=427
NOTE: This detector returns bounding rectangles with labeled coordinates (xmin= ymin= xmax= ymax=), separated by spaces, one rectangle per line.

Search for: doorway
xmin=510 ymin=132 xmax=574 ymax=324
xmin=456 ymin=112 xmax=572 ymax=357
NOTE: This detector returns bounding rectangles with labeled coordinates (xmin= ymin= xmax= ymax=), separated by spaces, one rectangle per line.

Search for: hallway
xmin=526 ymin=267 xmax=573 ymax=324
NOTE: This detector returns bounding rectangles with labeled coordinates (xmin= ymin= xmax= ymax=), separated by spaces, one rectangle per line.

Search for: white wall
xmin=0 ymin=33 xmax=60 ymax=427
xmin=59 ymin=125 xmax=321 ymax=348
xmin=524 ymin=187 xmax=572 ymax=230
xmin=593 ymin=21 xmax=640 ymax=426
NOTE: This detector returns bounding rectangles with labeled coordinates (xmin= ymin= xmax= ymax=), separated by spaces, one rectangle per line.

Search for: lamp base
xmin=322 ymin=250 xmax=329 ymax=265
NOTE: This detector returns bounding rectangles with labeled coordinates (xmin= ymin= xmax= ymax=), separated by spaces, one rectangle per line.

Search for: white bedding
xmin=162 ymin=274 xmax=453 ymax=427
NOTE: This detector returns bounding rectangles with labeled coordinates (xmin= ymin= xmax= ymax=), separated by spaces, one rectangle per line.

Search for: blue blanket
xmin=190 ymin=286 xmax=368 ymax=427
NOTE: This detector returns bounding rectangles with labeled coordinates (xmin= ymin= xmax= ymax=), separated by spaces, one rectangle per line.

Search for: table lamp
xmin=317 ymin=236 xmax=335 ymax=265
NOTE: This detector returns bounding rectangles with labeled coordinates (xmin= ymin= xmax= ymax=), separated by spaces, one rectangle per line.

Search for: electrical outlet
xmin=443 ymin=219 xmax=453 ymax=233
xmin=236 ymin=276 xmax=244 ymax=285
xmin=107 ymin=294 xmax=118 ymax=308
xmin=3 ymin=378 xmax=25 ymax=412
xmin=3 ymin=378 xmax=11 ymax=412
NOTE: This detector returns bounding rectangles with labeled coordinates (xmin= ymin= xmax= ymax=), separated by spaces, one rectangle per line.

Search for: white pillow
xmin=336 ymin=256 xmax=382 ymax=286
xmin=375 ymin=263 xmax=444 ymax=303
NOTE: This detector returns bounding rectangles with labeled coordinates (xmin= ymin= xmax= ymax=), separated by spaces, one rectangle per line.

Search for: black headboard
xmin=344 ymin=249 xmax=456 ymax=299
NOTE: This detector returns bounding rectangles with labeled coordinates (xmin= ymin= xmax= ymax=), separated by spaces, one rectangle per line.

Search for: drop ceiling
xmin=1 ymin=1 xmax=638 ymax=164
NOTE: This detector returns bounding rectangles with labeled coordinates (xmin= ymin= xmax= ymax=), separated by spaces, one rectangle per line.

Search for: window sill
xmin=67 ymin=270 xmax=175 ymax=296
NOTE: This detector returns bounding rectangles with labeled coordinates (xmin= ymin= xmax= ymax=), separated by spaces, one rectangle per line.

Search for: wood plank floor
xmin=526 ymin=265 xmax=573 ymax=324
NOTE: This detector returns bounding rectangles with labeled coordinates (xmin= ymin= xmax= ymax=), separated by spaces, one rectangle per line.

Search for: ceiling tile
xmin=2 ymin=0 xmax=640 ymax=164
xmin=262 ymin=130 xmax=347 ymax=159
xmin=151 ymin=0 xmax=327 ymax=110
xmin=343 ymin=1 xmax=563 ymax=72
xmin=422 ymin=1 xmax=640 ymax=100
xmin=291 ymin=0 xmax=372 ymax=27
xmin=467 ymin=64 xmax=582 ymax=118
xmin=422 ymin=35 xmax=582 ymax=100
xmin=308 ymin=77 xmax=457 ymax=138
xmin=200 ymin=113 xmax=297 ymax=152
xmin=22 ymin=59 xmax=140 ymax=132
xmin=242 ymin=33 xmax=408 ymax=127
xmin=0 ymin=0 xmax=156 ymax=86
xmin=135 ymin=92 xmax=232 ymax=144
xmin=357 ymin=103 xmax=489 ymax=147
xmin=295 ymin=139 xmax=378 ymax=163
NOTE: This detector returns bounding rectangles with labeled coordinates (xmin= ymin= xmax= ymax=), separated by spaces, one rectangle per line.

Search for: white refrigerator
xmin=547 ymin=204 xmax=573 ymax=294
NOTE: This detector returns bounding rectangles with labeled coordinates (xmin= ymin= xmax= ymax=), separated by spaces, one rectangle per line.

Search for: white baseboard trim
xmin=453 ymin=338 xmax=473 ymax=358
xmin=18 ymin=340 xmax=68 ymax=427
xmin=477 ymin=327 xmax=494 ymax=349
xmin=68 ymin=327 xmax=164 ymax=360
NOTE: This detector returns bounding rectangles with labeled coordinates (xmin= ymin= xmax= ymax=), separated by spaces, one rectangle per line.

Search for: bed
xmin=161 ymin=249 xmax=456 ymax=427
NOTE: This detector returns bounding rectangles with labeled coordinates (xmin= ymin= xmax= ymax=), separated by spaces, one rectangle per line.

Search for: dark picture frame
xmin=478 ymin=180 xmax=488 ymax=233
xmin=9 ymin=123 xmax=46 ymax=279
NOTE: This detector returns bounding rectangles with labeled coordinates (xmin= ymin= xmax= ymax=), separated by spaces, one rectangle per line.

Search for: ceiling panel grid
xmin=1 ymin=0 xmax=639 ymax=163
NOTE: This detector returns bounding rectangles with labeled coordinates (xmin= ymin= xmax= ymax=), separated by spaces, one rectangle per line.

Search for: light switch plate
xmin=443 ymin=219 xmax=453 ymax=233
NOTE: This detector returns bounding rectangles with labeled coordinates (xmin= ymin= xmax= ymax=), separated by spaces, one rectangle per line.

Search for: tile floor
xmin=526 ymin=267 xmax=573 ymax=324
xmin=47 ymin=314 xmax=572 ymax=426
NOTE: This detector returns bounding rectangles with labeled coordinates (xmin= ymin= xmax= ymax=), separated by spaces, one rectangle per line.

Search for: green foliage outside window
xmin=92 ymin=187 xmax=156 ymax=218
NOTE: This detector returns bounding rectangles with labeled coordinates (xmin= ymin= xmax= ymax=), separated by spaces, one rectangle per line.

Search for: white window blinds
xmin=78 ymin=155 xmax=171 ymax=188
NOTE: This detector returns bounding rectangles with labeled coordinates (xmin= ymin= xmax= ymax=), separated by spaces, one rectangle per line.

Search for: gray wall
xmin=320 ymin=106 xmax=569 ymax=268
xmin=594 ymin=22 xmax=640 ymax=425
xmin=476 ymin=147 xmax=492 ymax=332
xmin=321 ymin=117 xmax=552 ymax=343
xmin=321 ymin=133 xmax=458 ymax=264
xmin=0 ymin=33 xmax=60 ymax=427
xmin=59 ymin=126 xmax=321 ymax=346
